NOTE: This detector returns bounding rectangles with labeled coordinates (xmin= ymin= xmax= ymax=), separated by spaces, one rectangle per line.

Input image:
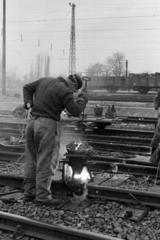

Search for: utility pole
xmin=126 ymin=60 xmax=128 ymax=91
xmin=2 ymin=0 xmax=6 ymax=95
xmin=69 ymin=3 xmax=76 ymax=75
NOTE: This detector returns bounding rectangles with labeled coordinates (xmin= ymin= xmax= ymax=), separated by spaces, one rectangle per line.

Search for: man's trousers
xmin=23 ymin=117 xmax=61 ymax=202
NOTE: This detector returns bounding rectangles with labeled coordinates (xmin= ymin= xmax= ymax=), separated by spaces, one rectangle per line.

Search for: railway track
xmin=0 ymin=113 xmax=157 ymax=126
xmin=0 ymin=211 xmax=120 ymax=240
xmin=118 ymin=116 xmax=157 ymax=125
xmin=87 ymin=183 xmax=160 ymax=208
xmin=0 ymin=169 xmax=160 ymax=209
xmin=65 ymin=132 xmax=152 ymax=145
xmin=0 ymin=116 xmax=155 ymax=135
xmin=0 ymin=128 xmax=153 ymax=162
xmin=0 ymin=105 xmax=159 ymax=238
xmin=0 ymin=119 xmax=154 ymax=163
xmin=0 ymin=126 xmax=154 ymax=139
xmin=0 ymin=119 xmax=159 ymax=215
xmin=0 ymin=145 xmax=159 ymax=238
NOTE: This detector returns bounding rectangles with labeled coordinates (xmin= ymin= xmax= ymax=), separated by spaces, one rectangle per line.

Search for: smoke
xmin=59 ymin=130 xmax=80 ymax=159
xmin=59 ymin=142 xmax=67 ymax=159
xmin=73 ymin=186 xmax=88 ymax=202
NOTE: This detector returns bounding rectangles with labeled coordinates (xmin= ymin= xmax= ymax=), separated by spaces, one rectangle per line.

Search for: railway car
xmin=86 ymin=76 xmax=107 ymax=90
xmin=105 ymin=77 xmax=120 ymax=92
xmin=86 ymin=76 xmax=126 ymax=91
xmin=105 ymin=76 xmax=127 ymax=92
xmin=87 ymin=72 xmax=160 ymax=93
xmin=3 ymin=73 xmax=160 ymax=95
xmin=128 ymin=73 xmax=160 ymax=94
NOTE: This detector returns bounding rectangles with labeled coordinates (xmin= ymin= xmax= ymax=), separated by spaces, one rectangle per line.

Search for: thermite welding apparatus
xmin=62 ymin=77 xmax=91 ymax=195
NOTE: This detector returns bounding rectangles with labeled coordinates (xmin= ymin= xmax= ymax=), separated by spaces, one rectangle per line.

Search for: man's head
xmin=66 ymin=74 xmax=83 ymax=92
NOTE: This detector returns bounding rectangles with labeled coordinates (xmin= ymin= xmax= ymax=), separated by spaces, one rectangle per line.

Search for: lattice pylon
xmin=69 ymin=3 xmax=76 ymax=75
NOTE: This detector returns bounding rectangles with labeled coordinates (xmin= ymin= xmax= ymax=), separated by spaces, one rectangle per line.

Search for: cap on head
xmin=68 ymin=74 xmax=82 ymax=90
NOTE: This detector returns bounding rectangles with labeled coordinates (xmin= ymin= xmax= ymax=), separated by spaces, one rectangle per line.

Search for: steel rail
xmin=63 ymin=133 xmax=152 ymax=146
xmin=0 ymin=151 xmax=22 ymax=161
xmin=62 ymin=126 xmax=155 ymax=138
xmin=119 ymin=116 xmax=157 ymax=125
xmin=0 ymin=141 xmax=150 ymax=163
xmin=0 ymin=118 xmax=156 ymax=139
xmin=0 ymin=174 xmax=23 ymax=188
xmin=66 ymin=152 xmax=157 ymax=176
xmin=87 ymin=161 xmax=157 ymax=177
xmin=0 ymin=211 xmax=121 ymax=240
xmin=89 ymin=141 xmax=150 ymax=153
xmin=0 ymin=144 xmax=24 ymax=153
xmin=0 ymin=174 xmax=67 ymax=193
xmin=93 ymin=128 xmax=154 ymax=138
xmin=87 ymin=185 xmax=160 ymax=208
xmin=3 ymin=171 xmax=158 ymax=210
xmin=0 ymin=130 xmax=153 ymax=147
xmin=0 ymin=131 xmax=152 ymax=163
xmin=0 ymin=128 xmax=154 ymax=146
xmin=62 ymin=127 xmax=154 ymax=139
xmin=1 ymin=171 xmax=160 ymax=210
xmin=89 ymin=155 xmax=151 ymax=165
xmin=67 ymin=153 xmax=151 ymax=166
xmin=0 ymin=115 xmax=158 ymax=128
xmin=0 ymin=115 xmax=158 ymax=126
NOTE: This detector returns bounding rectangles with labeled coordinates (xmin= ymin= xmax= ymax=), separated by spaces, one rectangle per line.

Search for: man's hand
xmin=64 ymin=109 xmax=72 ymax=118
xmin=81 ymin=88 xmax=89 ymax=95
xmin=77 ymin=89 xmax=89 ymax=104
xmin=27 ymin=103 xmax=31 ymax=109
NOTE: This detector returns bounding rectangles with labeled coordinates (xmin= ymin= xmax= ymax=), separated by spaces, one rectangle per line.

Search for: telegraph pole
xmin=2 ymin=0 xmax=6 ymax=95
xmin=69 ymin=3 xmax=76 ymax=75
xmin=126 ymin=60 xmax=128 ymax=91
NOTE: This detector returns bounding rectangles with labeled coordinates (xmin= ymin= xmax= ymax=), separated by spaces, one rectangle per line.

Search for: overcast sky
xmin=0 ymin=0 xmax=160 ymax=77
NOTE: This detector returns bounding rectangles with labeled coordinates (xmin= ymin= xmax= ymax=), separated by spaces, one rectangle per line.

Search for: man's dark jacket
xmin=23 ymin=77 xmax=86 ymax=121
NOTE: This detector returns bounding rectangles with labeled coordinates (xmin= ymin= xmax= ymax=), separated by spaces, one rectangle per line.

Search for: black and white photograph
xmin=0 ymin=1 xmax=160 ymax=240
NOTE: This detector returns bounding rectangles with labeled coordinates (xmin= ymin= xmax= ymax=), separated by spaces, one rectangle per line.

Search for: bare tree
xmin=84 ymin=62 xmax=105 ymax=76
xmin=34 ymin=52 xmax=50 ymax=78
xmin=29 ymin=60 xmax=35 ymax=81
xmin=44 ymin=56 xmax=50 ymax=77
xmin=35 ymin=54 xmax=42 ymax=79
xmin=105 ymin=51 xmax=125 ymax=77
xmin=6 ymin=67 xmax=21 ymax=88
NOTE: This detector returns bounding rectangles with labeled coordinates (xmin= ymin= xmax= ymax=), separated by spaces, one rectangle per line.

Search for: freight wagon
xmin=87 ymin=73 xmax=160 ymax=94
xmin=128 ymin=73 xmax=160 ymax=94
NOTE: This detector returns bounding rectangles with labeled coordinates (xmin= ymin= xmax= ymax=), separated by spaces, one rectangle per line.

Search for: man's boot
xmin=23 ymin=177 xmax=36 ymax=202
xmin=35 ymin=198 xmax=60 ymax=207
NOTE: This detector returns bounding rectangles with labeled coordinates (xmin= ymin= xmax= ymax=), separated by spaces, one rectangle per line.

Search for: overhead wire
xmin=5 ymin=5 xmax=160 ymax=12
xmin=0 ymin=1 xmax=160 ymax=74
xmin=5 ymin=28 xmax=160 ymax=33
xmin=4 ymin=13 xmax=160 ymax=24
